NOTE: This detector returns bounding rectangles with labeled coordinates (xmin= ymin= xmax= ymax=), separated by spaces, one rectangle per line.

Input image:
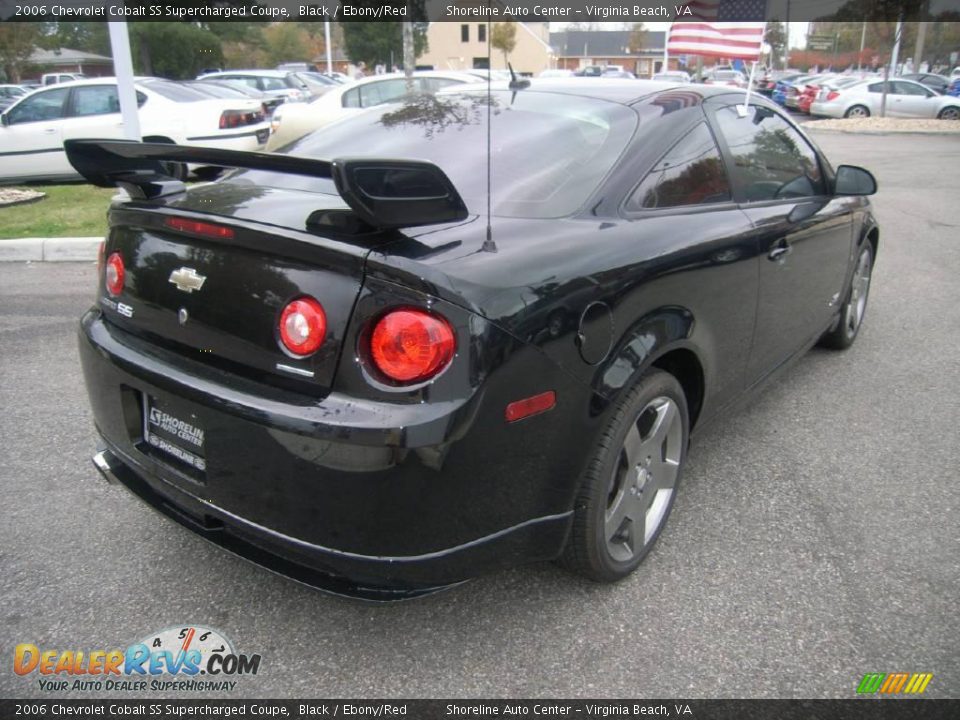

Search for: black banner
xmin=2 ymin=0 xmax=960 ymax=23
xmin=2 ymin=700 xmax=960 ymax=720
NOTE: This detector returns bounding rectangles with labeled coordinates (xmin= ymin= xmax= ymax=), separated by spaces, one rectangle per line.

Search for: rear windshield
xmin=234 ymin=89 xmax=637 ymax=219
xmin=142 ymin=81 xmax=215 ymax=102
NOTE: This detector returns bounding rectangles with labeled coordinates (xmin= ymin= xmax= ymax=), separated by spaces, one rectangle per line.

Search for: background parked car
xmin=197 ymin=69 xmax=313 ymax=103
xmin=798 ymin=76 xmax=866 ymax=114
xmin=652 ymin=71 xmax=692 ymax=83
xmin=539 ymin=69 xmax=575 ymax=78
xmin=773 ymin=74 xmax=819 ymax=107
xmin=0 ymin=84 xmax=27 ymax=112
xmin=265 ymin=71 xmax=485 ymax=150
xmin=901 ymin=73 xmax=950 ymax=94
xmin=810 ymin=78 xmax=960 ymax=119
xmin=0 ymin=77 xmax=270 ymax=184
xmin=702 ymin=70 xmax=747 ymax=88
xmin=184 ymin=79 xmax=284 ymax=117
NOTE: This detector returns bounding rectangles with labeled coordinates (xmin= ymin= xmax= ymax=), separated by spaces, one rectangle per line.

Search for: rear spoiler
xmin=64 ymin=139 xmax=469 ymax=230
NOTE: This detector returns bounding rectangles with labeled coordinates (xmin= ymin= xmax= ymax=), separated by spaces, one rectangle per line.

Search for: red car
xmin=797 ymin=83 xmax=820 ymax=113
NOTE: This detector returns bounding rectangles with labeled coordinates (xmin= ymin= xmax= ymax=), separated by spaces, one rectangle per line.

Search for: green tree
xmin=764 ymin=20 xmax=787 ymax=68
xmin=262 ymin=23 xmax=309 ymax=66
xmin=339 ymin=22 xmax=427 ymax=68
xmin=628 ymin=23 xmax=647 ymax=53
xmin=0 ymin=22 xmax=40 ymax=83
xmin=37 ymin=21 xmax=110 ymax=55
xmin=491 ymin=22 xmax=517 ymax=66
xmin=130 ymin=23 xmax=223 ymax=79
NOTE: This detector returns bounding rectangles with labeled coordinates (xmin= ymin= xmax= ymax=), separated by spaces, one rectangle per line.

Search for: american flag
xmin=667 ymin=0 xmax=767 ymax=60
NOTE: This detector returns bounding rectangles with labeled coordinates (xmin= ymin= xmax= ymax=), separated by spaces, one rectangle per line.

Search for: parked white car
xmin=0 ymin=77 xmax=271 ymax=184
xmin=810 ymin=78 xmax=960 ymax=119
xmin=265 ymin=71 xmax=486 ymax=150
xmin=197 ymin=70 xmax=313 ymax=103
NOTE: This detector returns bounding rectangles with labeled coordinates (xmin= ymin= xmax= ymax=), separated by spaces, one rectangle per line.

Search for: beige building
xmin=417 ymin=21 xmax=554 ymax=76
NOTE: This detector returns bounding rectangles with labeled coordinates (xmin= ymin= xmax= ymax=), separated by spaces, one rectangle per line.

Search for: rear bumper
xmin=91 ymin=446 xmax=568 ymax=601
xmin=79 ymin=310 xmax=586 ymax=594
xmin=184 ymin=127 xmax=269 ymax=151
xmin=809 ymin=102 xmax=843 ymax=118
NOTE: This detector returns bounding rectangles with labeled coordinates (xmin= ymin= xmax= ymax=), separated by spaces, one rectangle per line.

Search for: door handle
xmin=43 ymin=128 xmax=57 ymax=134
xmin=768 ymin=240 xmax=792 ymax=261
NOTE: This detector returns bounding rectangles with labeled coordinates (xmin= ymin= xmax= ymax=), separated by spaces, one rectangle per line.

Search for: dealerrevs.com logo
xmin=14 ymin=625 xmax=261 ymax=693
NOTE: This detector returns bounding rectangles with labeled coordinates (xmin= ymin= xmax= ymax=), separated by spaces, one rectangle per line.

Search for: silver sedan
xmin=811 ymin=78 xmax=960 ymax=119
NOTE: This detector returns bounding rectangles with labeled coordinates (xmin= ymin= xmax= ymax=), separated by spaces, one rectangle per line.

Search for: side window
xmin=713 ymin=105 xmax=825 ymax=202
xmin=868 ymin=82 xmax=886 ymax=94
xmin=626 ymin=123 xmax=732 ymax=211
xmin=358 ymin=79 xmax=409 ymax=107
xmin=478 ymin=24 xmax=487 ymax=43
xmin=71 ymin=85 xmax=120 ymax=117
xmin=421 ymin=78 xmax=464 ymax=93
xmin=261 ymin=77 xmax=289 ymax=92
xmin=6 ymin=88 xmax=70 ymax=124
xmin=342 ymin=87 xmax=360 ymax=108
xmin=461 ymin=24 xmax=469 ymax=42
xmin=893 ymin=81 xmax=931 ymax=97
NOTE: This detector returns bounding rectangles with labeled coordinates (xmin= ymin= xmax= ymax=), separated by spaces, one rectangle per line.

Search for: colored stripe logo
xmin=857 ymin=673 xmax=933 ymax=694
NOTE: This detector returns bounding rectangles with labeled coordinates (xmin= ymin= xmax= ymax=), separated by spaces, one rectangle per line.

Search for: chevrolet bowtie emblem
xmin=168 ymin=267 xmax=207 ymax=293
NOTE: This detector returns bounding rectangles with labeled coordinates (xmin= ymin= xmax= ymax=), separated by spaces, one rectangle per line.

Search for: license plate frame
xmin=143 ymin=395 xmax=207 ymax=474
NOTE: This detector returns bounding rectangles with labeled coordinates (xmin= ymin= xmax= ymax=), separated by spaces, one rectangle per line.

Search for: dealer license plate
xmin=144 ymin=396 xmax=207 ymax=473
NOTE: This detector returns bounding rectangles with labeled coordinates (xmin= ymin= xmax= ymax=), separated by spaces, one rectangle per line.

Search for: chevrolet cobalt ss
xmin=69 ymin=81 xmax=878 ymax=599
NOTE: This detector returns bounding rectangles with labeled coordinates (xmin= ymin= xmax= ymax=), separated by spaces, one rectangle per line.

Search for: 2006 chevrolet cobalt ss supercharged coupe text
xmin=69 ymin=80 xmax=879 ymax=599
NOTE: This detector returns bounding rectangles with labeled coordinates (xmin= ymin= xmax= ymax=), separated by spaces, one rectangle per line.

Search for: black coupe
xmin=68 ymin=79 xmax=878 ymax=599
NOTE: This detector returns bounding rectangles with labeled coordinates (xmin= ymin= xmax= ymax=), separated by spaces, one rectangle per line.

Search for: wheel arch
xmin=590 ymin=306 xmax=707 ymax=430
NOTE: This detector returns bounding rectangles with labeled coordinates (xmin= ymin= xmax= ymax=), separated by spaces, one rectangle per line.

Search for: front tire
xmin=560 ymin=369 xmax=689 ymax=583
xmin=820 ymin=242 xmax=874 ymax=350
xmin=845 ymin=104 xmax=870 ymax=118
xmin=938 ymin=106 xmax=960 ymax=120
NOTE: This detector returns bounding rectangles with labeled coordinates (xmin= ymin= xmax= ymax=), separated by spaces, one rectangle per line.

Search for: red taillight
xmin=369 ymin=309 xmax=456 ymax=383
xmin=278 ymin=297 xmax=327 ymax=357
xmin=505 ymin=391 xmax=556 ymax=423
xmin=826 ymin=91 xmax=840 ymax=101
xmin=219 ymin=108 xmax=263 ymax=129
xmin=164 ymin=217 xmax=235 ymax=240
xmin=105 ymin=252 xmax=124 ymax=296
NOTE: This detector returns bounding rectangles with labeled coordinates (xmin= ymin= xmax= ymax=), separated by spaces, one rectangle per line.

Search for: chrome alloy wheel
xmin=604 ymin=396 xmax=683 ymax=562
xmin=846 ymin=105 xmax=870 ymax=118
xmin=844 ymin=246 xmax=872 ymax=338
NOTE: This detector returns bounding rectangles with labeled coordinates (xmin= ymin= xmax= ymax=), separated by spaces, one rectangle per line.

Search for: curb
xmin=806 ymin=127 xmax=960 ymax=136
xmin=0 ymin=237 xmax=102 ymax=262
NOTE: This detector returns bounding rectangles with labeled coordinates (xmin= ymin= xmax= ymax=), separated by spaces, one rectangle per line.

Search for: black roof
xmin=550 ymin=30 xmax=667 ymax=57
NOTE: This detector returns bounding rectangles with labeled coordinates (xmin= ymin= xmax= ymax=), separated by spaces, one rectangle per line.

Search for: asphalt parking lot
xmin=1 ymin=131 xmax=958 ymax=700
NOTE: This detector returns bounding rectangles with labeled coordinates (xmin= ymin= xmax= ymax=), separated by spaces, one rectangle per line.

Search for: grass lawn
xmin=0 ymin=184 xmax=117 ymax=239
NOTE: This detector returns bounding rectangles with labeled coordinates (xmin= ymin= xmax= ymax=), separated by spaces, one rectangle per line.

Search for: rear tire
xmin=560 ymin=369 xmax=689 ymax=583
xmin=845 ymin=104 xmax=870 ymax=119
xmin=820 ymin=242 xmax=874 ymax=350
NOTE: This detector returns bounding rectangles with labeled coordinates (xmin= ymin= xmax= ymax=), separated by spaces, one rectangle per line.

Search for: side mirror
xmin=835 ymin=165 xmax=877 ymax=196
xmin=0 ymin=113 xmax=8 ymax=127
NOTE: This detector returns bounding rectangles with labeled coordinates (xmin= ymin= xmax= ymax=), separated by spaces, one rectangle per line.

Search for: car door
xmin=0 ymin=87 xmax=71 ymax=181
xmin=891 ymin=80 xmax=939 ymax=117
xmin=621 ymin=120 xmax=759 ymax=412
xmin=60 ymin=84 xmax=128 ymax=149
xmin=867 ymin=81 xmax=915 ymax=117
xmin=708 ymin=100 xmax=855 ymax=385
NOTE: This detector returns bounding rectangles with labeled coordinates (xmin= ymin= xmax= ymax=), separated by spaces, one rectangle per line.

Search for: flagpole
xmin=738 ymin=23 xmax=765 ymax=117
